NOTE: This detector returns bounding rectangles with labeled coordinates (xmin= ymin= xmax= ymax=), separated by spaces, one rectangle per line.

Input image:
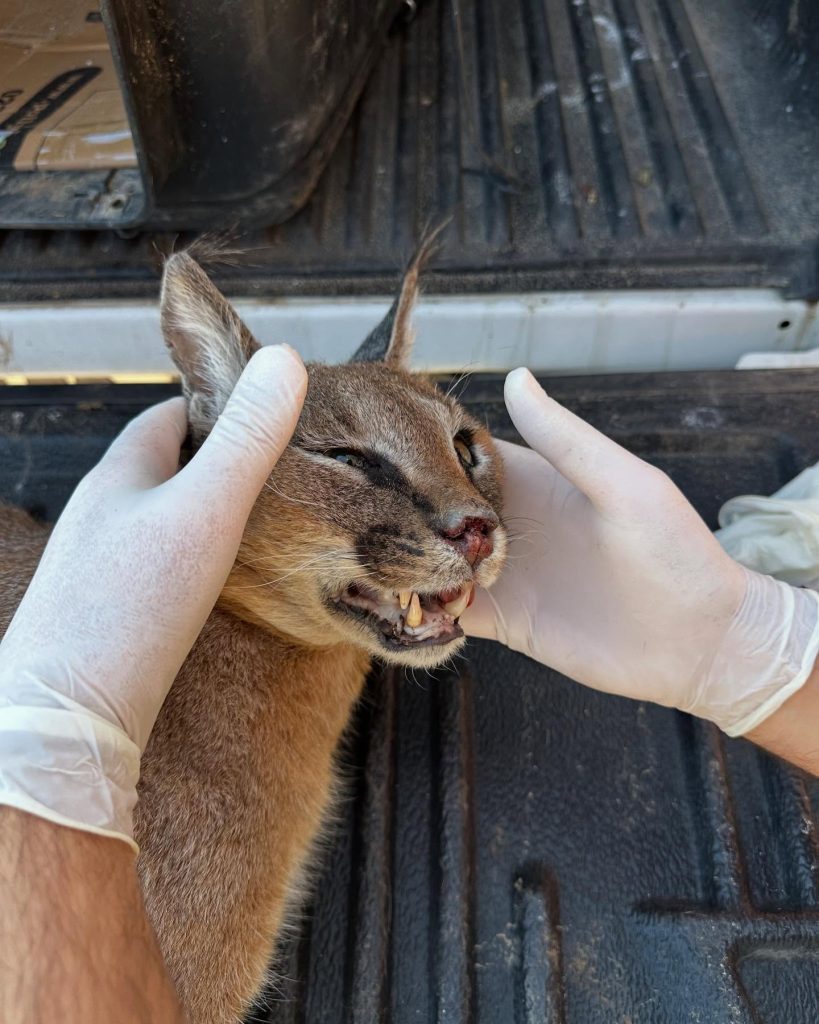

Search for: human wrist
xmin=0 ymin=670 xmax=140 ymax=852
xmin=745 ymin=654 xmax=819 ymax=773
xmin=685 ymin=568 xmax=819 ymax=737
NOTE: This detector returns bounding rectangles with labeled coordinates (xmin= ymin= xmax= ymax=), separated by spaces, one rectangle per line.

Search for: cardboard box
xmin=0 ymin=1 xmax=136 ymax=171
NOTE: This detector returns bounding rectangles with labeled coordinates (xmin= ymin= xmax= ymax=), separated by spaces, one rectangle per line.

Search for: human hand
xmin=0 ymin=345 xmax=307 ymax=850
xmin=462 ymin=369 xmax=819 ymax=736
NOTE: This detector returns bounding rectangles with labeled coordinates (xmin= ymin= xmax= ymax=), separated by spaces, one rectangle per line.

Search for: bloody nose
xmin=439 ymin=514 xmax=497 ymax=567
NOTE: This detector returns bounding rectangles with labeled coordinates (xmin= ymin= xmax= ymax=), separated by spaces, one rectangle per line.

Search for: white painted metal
xmin=0 ymin=290 xmax=816 ymax=380
xmin=736 ymin=347 xmax=819 ymax=369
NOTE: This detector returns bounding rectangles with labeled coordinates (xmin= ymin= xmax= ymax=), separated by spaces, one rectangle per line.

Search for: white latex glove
xmin=716 ymin=461 xmax=819 ymax=590
xmin=463 ymin=368 xmax=819 ymax=736
xmin=0 ymin=346 xmax=307 ymax=852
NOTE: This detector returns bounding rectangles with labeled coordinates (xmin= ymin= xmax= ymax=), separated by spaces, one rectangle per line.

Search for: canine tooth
xmin=406 ymin=592 xmax=423 ymax=627
xmin=398 ymin=590 xmax=412 ymax=610
xmin=443 ymin=583 xmax=472 ymax=619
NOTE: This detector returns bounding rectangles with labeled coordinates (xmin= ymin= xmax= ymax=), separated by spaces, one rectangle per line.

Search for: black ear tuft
xmin=352 ymin=293 xmax=404 ymax=365
xmin=350 ymin=224 xmax=446 ymax=367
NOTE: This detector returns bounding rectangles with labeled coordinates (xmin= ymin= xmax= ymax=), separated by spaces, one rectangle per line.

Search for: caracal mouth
xmin=335 ymin=581 xmax=475 ymax=649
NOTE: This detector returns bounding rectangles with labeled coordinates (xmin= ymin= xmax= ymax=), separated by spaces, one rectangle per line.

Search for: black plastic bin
xmin=0 ymin=0 xmax=404 ymax=230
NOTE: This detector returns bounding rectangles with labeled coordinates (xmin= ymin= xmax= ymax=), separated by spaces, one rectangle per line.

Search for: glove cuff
xmin=693 ymin=568 xmax=819 ymax=736
xmin=0 ymin=699 xmax=140 ymax=853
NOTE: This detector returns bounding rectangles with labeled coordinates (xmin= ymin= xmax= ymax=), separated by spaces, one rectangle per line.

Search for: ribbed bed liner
xmin=2 ymin=369 xmax=819 ymax=1022
xmin=1 ymin=0 xmax=817 ymax=302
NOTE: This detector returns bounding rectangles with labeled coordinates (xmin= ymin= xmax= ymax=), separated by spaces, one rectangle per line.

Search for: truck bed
xmin=3 ymin=369 xmax=819 ymax=1023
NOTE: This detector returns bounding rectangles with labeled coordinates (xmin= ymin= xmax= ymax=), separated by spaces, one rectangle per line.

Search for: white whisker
xmin=443 ymin=364 xmax=477 ymax=400
xmin=261 ymin=477 xmax=326 ymax=510
xmin=233 ymin=550 xmax=354 ymax=590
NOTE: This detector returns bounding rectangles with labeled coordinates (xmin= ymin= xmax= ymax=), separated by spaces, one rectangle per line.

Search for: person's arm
xmin=0 ymin=344 xmax=308 ymax=1016
xmin=0 ymin=809 xmax=185 ymax=1023
xmin=462 ymin=368 xmax=819 ymax=765
xmin=746 ymin=657 xmax=819 ymax=773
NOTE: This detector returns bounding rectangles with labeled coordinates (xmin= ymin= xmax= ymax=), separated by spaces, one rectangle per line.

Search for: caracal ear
xmin=350 ymin=225 xmax=446 ymax=367
xmin=160 ymin=252 xmax=260 ymax=438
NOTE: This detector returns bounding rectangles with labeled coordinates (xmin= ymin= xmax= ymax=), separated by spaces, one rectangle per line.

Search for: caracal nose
xmin=438 ymin=512 xmax=498 ymax=567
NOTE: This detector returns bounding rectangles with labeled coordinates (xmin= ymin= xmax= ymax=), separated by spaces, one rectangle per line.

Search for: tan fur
xmin=0 ymin=255 xmax=506 ymax=1023
xmin=0 ymin=508 xmax=49 ymax=632
xmin=135 ymin=615 xmax=368 ymax=1022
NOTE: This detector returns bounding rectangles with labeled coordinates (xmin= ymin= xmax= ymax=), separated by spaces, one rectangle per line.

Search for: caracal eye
xmin=454 ymin=435 xmax=474 ymax=468
xmin=326 ymin=448 xmax=371 ymax=471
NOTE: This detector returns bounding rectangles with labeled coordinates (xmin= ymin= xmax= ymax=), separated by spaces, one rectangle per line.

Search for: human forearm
xmin=0 ymin=809 xmax=185 ymax=1024
xmin=0 ymin=343 xmax=308 ymax=1016
xmin=746 ymin=656 xmax=819 ymax=775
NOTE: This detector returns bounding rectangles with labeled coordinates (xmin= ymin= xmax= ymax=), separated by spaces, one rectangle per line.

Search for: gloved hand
xmin=0 ymin=345 xmax=307 ymax=852
xmin=463 ymin=368 xmax=819 ymax=736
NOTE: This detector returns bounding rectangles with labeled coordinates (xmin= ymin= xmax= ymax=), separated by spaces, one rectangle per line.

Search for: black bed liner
xmin=1 ymin=0 xmax=818 ymax=303
xmin=2 ymin=368 xmax=819 ymax=1022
